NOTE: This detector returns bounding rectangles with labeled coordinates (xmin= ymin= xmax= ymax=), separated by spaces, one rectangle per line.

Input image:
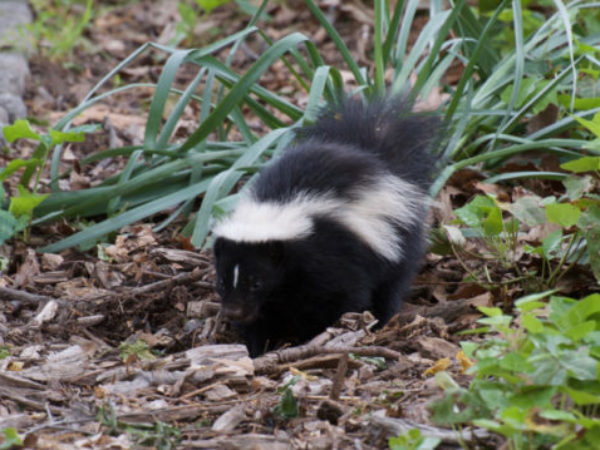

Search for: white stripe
xmin=213 ymin=175 xmax=428 ymax=261
xmin=233 ymin=264 xmax=239 ymax=289
xmin=213 ymin=193 xmax=338 ymax=242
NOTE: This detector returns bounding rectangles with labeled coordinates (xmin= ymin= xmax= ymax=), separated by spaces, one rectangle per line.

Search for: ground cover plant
xmin=1 ymin=0 xmax=600 ymax=448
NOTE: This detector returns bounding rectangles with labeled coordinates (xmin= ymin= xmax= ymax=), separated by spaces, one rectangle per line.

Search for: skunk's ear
xmin=268 ymin=241 xmax=285 ymax=264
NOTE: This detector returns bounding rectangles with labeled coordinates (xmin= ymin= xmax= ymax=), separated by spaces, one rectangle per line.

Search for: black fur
xmin=214 ymin=98 xmax=438 ymax=356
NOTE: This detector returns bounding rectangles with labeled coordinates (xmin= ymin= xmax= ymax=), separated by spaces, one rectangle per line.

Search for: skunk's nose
xmin=222 ymin=305 xmax=244 ymax=320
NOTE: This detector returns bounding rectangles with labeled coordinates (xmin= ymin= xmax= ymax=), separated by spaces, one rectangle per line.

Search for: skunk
xmin=213 ymin=98 xmax=438 ymax=356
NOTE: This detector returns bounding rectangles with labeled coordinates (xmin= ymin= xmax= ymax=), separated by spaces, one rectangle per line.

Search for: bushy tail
xmin=297 ymin=97 xmax=440 ymax=190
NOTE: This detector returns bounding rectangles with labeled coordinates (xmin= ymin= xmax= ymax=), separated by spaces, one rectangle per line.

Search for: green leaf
xmin=388 ymin=429 xmax=441 ymax=450
xmin=561 ymin=387 xmax=600 ymax=406
xmin=545 ymin=203 xmax=581 ymax=228
xmin=515 ymin=290 xmax=557 ymax=311
xmin=49 ymin=128 xmax=87 ymax=145
xmin=558 ymin=294 xmax=600 ymax=330
xmin=557 ymin=95 xmax=600 ymax=110
xmin=509 ymin=387 xmax=556 ymax=410
xmin=560 ymin=156 xmax=600 ymax=173
xmin=2 ymin=119 xmax=41 ymax=142
xmin=0 ymin=427 xmax=22 ymax=449
xmin=477 ymin=306 xmax=503 ymax=317
xmin=500 ymin=352 xmax=534 ymax=372
xmin=0 ymin=210 xmax=19 ymax=245
xmin=542 ymin=230 xmax=563 ymax=259
xmin=506 ymin=195 xmax=546 ymax=227
xmin=563 ymin=175 xmax=595 ymax=200
xmin=521 ymin=313 xmax=544 ymax=333
xmin=572 ymin=114 xmax=600 ymax=139
xmin=274 ymin=387 xmax=298 ymax=419
xmin=196 ymin=0 xmax=231 ymax=13
xmin=8 ymin=187 xmax=48 ymax=219
xmin=560 ymin=348 xmax=598 ymax=381
xmin=564 ymin=321 xmax=596 ymax=342
xmin=0 ymin=158 xmax=42 ymax=182
xmin=454 ymin=195 xmax=505 ymax=236
xmin=578 ymin=206 xmax=600 ymax=281
xmin=482 ymin=206 xmax=503 ymax=237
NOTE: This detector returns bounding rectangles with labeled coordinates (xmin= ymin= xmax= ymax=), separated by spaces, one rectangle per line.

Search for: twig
xmin=254 ymin=344 xmax=405 ymax=374
xmin=330 ymin=353 xmax=348 ymax=401
xmin=0 ymin=286 xmax=59 ymax=305
xmin=124 ymin=268 xmax=205 ymax=295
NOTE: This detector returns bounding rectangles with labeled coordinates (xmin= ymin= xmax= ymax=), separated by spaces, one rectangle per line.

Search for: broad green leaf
xmin=584 ymin=227 xmax=600 ymax=282
xmin=454 ymin=195 xmax=497 ymax=229
xmin=478 ymin=315 xmax=512 ymax=329
xmin=196 ymin=0 xmax=231 ymax=13
xmin=274 ymin=387 xmax=298 ymax=419
xmin=0 ymin=158 xmax=42 ymax=181
xmin=483 ymin=206 xmax=503 ymax=236
xmin=563 ymin=175 xmax=595 ymax=200
xmin=572 ymin=114 xmax=600 ymax=139
xmin=542 ymin=230 xmax=563 ymax=259
xmin=539 ymin=409 xmax=577 ymax=421
xmin=578 ymin=206 xmax=600 ymax=281
xmin=558 ymin=294 xmax=600 ymax=330
xmin=515 ymin=290 xmax=557 ymax=311
xmin=557 ymin=95 xmax=600 ymax=110
xmin=49 ymin=128 xmax=87 ymax=145
xmin=560 ymin=348 xmax=598 ymax=381
xmin=521 ymin=313 xmax=544 ymax=333
xmin=549 ymin=296 xmax=577 ymax=324
xmin=564 ymin=321 xmax=596 ymax=342
xmin=562 ymin=387 xmax=600 ymax=406
xmin=545 ymin=203 xmax=581 ymax=228
xmin=0 ymin=210 xmax=19 ymax=245
xmin=560 ymin=156 xmax=600 ymax=173
xmin=506 ymin=195 xmax=546 ymax=227
xmin=509 ymin=387 xmax=557 ymax=410
xmin=500 ymin=406 xmax=528 ymax=428
xmin=8 ymin=187 xmax=48 ymax=219
xmin=477 ymin=306 xmax=503 ymax=317
xmin=0 ymin=427 xmax=22 ymax=449
xmin=2 ymin=119 xmax=40 ymax=142
xmin=500 ymin=352 xmax=534 ymax=372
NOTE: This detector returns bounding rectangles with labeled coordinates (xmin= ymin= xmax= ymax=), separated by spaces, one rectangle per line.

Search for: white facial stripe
xmin=233 ymin=264 xmax=239 ymax=289
xmin=213 ymin=175 xmax=428 ymax=261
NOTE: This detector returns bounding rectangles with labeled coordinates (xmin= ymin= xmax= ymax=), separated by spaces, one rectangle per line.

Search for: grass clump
xmin=1 ymin=0 xmax=591 ymax=256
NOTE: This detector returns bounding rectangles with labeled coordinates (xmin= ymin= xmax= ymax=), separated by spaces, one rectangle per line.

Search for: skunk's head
xmin=213 ymin=237 xmax=285 ymax=324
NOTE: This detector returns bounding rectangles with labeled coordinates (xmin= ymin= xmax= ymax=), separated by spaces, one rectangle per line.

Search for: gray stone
xmin=0 ymin=92 xmax=26 ymax=120
xmin=0 ymin=53 xmax=29 ymax=95
xmin=0 ymin=1 xmax=33 ymax=53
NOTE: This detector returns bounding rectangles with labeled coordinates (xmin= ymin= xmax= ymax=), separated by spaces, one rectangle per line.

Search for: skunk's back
xmin=297 ymin=98 xmax=439 ymax=190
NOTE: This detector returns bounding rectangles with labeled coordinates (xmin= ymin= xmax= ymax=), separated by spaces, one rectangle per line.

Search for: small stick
xmin=126 ymin=268 xmax=205 ymax=295
xmin=330 ymin=353 xmax=348 ymax=401
xmin=0 ymin=286 xmax=57 ymax=304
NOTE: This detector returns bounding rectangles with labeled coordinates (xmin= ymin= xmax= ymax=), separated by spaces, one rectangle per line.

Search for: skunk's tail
xmin=297 ymin=98 xmax=440 ymax=190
